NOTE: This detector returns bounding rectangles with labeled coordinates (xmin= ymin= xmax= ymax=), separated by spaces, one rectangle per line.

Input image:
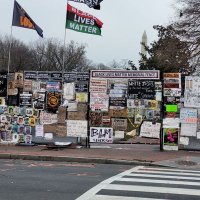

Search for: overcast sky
xmin=0 ymin=0 xmax=175 ymax=66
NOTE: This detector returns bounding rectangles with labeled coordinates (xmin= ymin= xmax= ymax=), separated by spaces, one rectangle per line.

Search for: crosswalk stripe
xmin=141 ymin=167 xmax=200 ymax=173
xmin=117 ymin=177 xmax=200 ymax=186
xmin=126 ymin=173 xmax=200 ymax=180
xmin=132 ymin=170 xmax=200 ymax=177
xmin=104 ymin=184 xmax=200 ymax=196
xmin=75 ymin=166 xmax=142 ymax=200
xmin=76 ymin=166 xmax=200 ymax=200
xmin=90 ymin=195 xmax=164 ymax=200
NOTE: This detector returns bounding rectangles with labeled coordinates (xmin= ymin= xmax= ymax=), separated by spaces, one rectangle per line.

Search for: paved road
xmin=0 ymin=159 xmax=133 ymax=200
xmin=76 ymin=166 xmax=200 ymax=200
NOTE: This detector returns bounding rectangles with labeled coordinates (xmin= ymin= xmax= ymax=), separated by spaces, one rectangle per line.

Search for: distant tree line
xmin=0 ymin=36 xmax=110 ymax=73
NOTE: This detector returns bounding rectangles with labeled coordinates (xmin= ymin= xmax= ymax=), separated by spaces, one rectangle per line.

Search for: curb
xmin=0 ymin=153 xmax=154 ymax=166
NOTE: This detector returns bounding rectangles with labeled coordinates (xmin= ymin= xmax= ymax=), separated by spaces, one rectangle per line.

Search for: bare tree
xmin=173 ymin=0 xmax=200 ymax=71
xmin=0 ymin=35 xmax=100 ymax=73
xmin=108 ymin=59 xmax=135 ymax=70
xmin=30 ymin=39 xmax=92 ymax=72
xmin=0 ymin=35 xmax=32 ymax=72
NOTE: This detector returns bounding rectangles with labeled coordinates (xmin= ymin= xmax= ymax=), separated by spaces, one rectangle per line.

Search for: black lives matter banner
xmin=128 ymin=80 xmax=155 ymax=99
xmin=66 ymin=4 xmax=103 ymax=35
xmin=69 ymin=0 xmax=103 ymax=10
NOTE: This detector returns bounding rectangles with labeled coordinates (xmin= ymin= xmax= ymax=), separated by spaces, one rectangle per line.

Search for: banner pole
xmin=62 ymin=0 xmax=68 ymax=78
xmin=7 ymin=26 xmax=13 ymax=76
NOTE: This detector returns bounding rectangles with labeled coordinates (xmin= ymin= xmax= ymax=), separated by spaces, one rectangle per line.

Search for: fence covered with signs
xmin=0 ymin=70 xmax=163 ymax=145
xmin=0 ymin=71 xmax=89 ymax=144
xmin=89 ymin=70 xmax=162 ymax=143
xmin=161 ymin=73 xmax=200 ymax=151
xmin=179 ymin=76 xmax=200 ymax=150
xmin=1 ymin=70 xmax=200 ymax=151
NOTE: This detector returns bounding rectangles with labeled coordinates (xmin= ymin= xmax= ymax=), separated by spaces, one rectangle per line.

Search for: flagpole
xmin=7 ymin=24 xmax=13 ymax=76
xmin=62 ymin=0 xmax=68 ymax=79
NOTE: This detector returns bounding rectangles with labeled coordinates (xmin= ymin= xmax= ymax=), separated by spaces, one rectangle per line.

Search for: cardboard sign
xmin=109 ymin=108 xmax=127 ymax=118
xmin=67 ymin=120 xmax=87 ymax=137
xmin=90 ymin=111 xmax=102 ymax=126
xmin=111 ymin=118 xmax=127 ymax=131
xmin=180 ymin=123 xmax=197 ymax=137
xmin=140 ymin=121 xmax=161 ymax=138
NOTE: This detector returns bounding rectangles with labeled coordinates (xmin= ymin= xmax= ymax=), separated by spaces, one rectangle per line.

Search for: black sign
xmin=37 ymin=72 xmax=50 ymax=80
xmin=109 ymin=97 xmax=127 ymax=107
xmin=75 ymin=82 xmax=88 ymax=92
xmin=128 ymin=80 xmax=155 ymax=99
xmin=0 ymin=73 xmax=7 ymax=97
xmin=24 ymin=71 xmax=38 ymax=80
xmin=51 ymin=72 xmax=62 ymax=80
xmin=76 ymin=72 xmax=89 ymax=81
xmin=19 ymin=93 xmax=32 ymax=107
xmin=64 ymin=72 xmax=77 ymax=82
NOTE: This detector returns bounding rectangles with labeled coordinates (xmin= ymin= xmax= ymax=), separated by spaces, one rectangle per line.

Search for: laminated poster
xmin=35 ymin=125 xmax=44 ymax=137
xmin=25 ymin=134 xmax=32 ymax=144
xmin=163 ymin=128 xmax=179 ymax=151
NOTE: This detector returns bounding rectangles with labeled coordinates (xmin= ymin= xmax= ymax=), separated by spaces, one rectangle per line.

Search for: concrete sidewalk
xmin=0 ymin=143 xmax=200 ymax=168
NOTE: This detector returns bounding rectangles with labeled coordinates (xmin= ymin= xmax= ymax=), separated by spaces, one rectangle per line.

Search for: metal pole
xmin=62 ymin=0 xmax=68 ymax=78
xmin=7 ymin=26 xmax=13 ymax=76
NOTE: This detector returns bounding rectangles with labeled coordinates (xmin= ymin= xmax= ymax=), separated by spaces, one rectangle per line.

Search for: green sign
xmin=166 ymin=104 xmax=178 ymax=112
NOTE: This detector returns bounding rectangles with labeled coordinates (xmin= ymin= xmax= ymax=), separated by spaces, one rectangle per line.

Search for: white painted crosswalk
xmin=76 ymin=166 xmax=200 ymax=200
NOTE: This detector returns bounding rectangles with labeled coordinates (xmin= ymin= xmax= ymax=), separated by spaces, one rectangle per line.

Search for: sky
xmin=0 ymin=0 xmax=176 ymax=67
